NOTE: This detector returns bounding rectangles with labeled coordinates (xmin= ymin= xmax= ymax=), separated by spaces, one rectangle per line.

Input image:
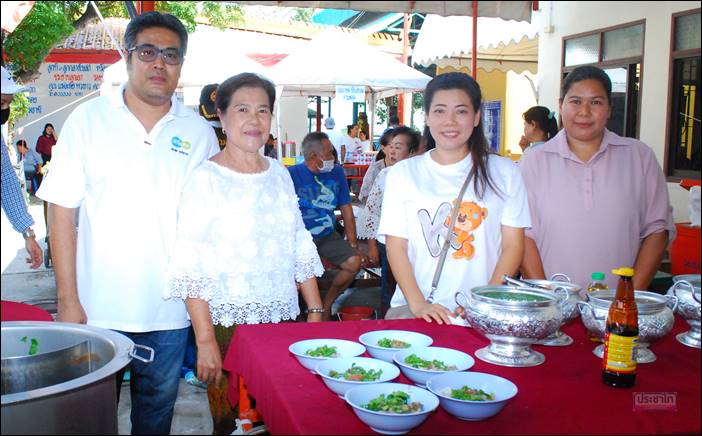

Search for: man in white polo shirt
xmin=37 ymin=12 xmax=218 ymax=435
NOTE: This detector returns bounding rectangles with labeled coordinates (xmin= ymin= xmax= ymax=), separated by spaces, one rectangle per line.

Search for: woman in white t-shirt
xmin=377 ymin=72 xmax=531 ymax=324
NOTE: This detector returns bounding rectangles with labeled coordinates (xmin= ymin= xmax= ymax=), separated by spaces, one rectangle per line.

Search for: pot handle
xmin=550 ymin=273 xmax=571 ymax=283
xmin=129 ymin=344 xmax=155 ymax=363
xmin=553 ymin=286 xmax=570 ymax=304
xmin=674 ymin=280 xmax=701 ymax=304
xmin=576 ymin=300 xmax=603 ymax=320
xmin=455 ymin=291 xmax=469 ymax=311
xmin=664 ymin=294 xmax=679 ymax=312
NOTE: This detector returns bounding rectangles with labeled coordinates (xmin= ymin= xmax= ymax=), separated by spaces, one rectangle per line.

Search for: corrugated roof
xmin=54 ymin=18 xmax=127 ymax=50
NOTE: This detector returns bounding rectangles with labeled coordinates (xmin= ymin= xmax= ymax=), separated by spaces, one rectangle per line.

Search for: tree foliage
xmin=3 ymin=1 xmax=244 ymax=81
xmin=3 ymin=2 xmax=75 ymax=81
xmin=291 ymin=7 xmax=314 ymax=23
xmin=8 ymin=93 xmax=30 ymax=133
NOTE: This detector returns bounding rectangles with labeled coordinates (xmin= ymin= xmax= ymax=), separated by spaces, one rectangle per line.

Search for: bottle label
xmin=603 ymin=332 xmax=638 ymax=373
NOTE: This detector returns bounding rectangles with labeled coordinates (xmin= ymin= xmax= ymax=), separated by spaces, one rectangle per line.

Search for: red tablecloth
xmin=1 ymin=300 xmax=53 ymax=322
xmin=223 ymin=317 xmax=701 ymax=435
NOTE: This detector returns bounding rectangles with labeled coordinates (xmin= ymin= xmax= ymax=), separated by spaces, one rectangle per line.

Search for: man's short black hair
xmin=124 ymin=12 xmax=188 ymax=57
xmin=389 ymin=115 xmax=400 ymax=126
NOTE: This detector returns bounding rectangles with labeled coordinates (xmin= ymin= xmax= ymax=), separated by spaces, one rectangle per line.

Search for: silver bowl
xmin=455 ymin=286 xmax=563 ymax=367
xmin=577 ymin=290 xmax=677 ymax=363
xmin=668 ymin=275 xmax=701 ymax=349
xmin=513 ymin=274 xmax=583 ymax=346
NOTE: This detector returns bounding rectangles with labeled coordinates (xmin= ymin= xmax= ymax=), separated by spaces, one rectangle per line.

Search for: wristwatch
xmin=22 ymin=228 xmax=36 ymax=239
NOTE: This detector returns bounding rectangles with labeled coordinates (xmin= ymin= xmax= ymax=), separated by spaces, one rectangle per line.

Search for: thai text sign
xmin=335 ymin=86 xmax=365 ymax=102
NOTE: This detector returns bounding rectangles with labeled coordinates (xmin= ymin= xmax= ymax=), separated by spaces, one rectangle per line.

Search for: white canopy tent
xmin=269 ymin=31 xmax=432 ymax=139
xmin=101 ymin=25 xmax=271 ymax=100
xmin=412 ymin=14 xmax=538 ymax=74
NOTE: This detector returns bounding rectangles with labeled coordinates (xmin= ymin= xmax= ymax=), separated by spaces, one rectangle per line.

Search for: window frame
xmin=560 ymin=20 xmax=646 ymax=139
xmin=664 ymin=8 xmax=701 ymax=182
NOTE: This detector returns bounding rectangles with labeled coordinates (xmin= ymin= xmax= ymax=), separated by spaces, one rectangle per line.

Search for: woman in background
xmin=36 ymin=123 xmax=58 ymax=164
xmin=518 ymin=106 xmax=558 ymax=157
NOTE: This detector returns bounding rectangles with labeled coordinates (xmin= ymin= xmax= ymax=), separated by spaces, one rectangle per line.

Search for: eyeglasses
xmin=127 ymin=44 xmax=183 ymax=65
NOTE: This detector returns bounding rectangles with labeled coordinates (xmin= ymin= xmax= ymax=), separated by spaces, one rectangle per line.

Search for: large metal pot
xmin=505 ymin=273 xmax=583 ymax=346
xmin=1 ymin=322 xmax=153 ymax=435
xmin=577 ymin=290 xmax=677 ymax=363
xmin=668 ymin=274 xmax=701 ymax=349
xmin=455 ymin=286 xmax=563 ymax=367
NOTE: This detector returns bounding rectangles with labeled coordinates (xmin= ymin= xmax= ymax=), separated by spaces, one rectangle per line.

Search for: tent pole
xmin=316 ymin=96 xmax=322 ymax=132
xmin=472 ymin=0 xmax=477 ymax=79
xmin=398 ymin=12 xmax=411 ymax=125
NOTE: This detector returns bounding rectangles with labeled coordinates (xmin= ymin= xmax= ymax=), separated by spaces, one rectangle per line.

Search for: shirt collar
xmin=542 ymin=128 xmax=628 ymax=163
xmin=110 ymin=82 xmax=189 ymax=118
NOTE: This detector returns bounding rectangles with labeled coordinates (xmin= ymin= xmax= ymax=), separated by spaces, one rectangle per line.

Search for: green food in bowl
xmin=377 ymin=338 xmax=411 ymax=348
xmin=364 ymin=391 xmax=423 ymax=414
xmin=448 ymin=386 xmax=495 ymax=401
xmin=404 ymin=353 xmax=457 ymax=371
xmin=481 ymin=291 xmax=550 ymax=302
xmin=329 ymin=363 xmax=383 ymax=381
xmin=305 ymin=345 xmax=339 ymax=357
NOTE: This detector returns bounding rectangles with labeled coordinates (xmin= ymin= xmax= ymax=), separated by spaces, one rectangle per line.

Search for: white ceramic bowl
xmin=315 ymin=357 xmax=400 ymax=398
xmin=344 ymin=382 xmax=439 ymax=435
xmin=358 ymin=330 xmax=433 ymax=363
xmin=393 ymin=346 xmax=474 ymax=387
xmin=289 ymin=339 xmax=366 ymax=373
xmin=426 ymin=371 xmax=518 ymax=421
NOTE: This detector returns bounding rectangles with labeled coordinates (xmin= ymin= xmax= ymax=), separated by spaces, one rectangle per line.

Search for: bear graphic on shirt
xmin=418 ymin=200 xmax=487 ymax=260
xmin=444 ymin=200 xmax=488 ymax=260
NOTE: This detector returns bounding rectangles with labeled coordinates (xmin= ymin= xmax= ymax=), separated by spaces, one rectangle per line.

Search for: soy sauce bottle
xmin=602 ymin=267 xmax=638 ymax=388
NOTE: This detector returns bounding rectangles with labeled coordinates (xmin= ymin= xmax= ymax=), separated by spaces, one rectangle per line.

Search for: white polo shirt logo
xmin=171 ymin=136 xmax=192 ymax=156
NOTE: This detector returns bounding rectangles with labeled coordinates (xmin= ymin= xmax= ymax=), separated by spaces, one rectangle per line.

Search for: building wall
xmin=505 ymin=71 xmax=538 ymax=157
xmin=533 ymin=1 xmax=700 ymax=222
xmin=13 ymin=61 xmax=109 ymax=154
xmin=436 ymin=64 xmax=539 ymax=156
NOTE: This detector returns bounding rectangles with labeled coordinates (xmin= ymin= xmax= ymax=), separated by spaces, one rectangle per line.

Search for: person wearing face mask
xmin=1 ymin=66 xmax=43 ymax=269
xmin=289 ymin=131 xmax=366 ymax=320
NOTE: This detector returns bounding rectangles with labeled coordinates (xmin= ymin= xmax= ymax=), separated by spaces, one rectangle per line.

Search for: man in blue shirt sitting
xmin=289 ymin=132 xmax=364 ymax=320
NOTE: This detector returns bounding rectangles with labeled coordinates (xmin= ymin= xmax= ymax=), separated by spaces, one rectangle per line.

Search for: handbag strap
xmin=426 ymin=170 xmax=473 ymax=304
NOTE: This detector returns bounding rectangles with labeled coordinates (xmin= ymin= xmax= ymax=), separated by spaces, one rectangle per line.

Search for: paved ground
xmin=2 ymin=196 xmax=381 ymax=434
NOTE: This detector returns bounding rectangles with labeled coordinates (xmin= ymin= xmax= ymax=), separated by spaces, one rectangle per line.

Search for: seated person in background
xmin=519 ymin=105 xmax=558 ymax=157
xmin=359 ymin=129 xmax=394 ymax=204
xmin=289 ymin=132 xmax=368 ymax=320
xmin=16 ymin=139 xmax=43 ymax=194
xmin=264 ymin=133 xmax=278 ymax=159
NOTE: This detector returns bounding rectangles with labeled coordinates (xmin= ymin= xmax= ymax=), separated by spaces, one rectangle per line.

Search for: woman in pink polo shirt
xmin=520 ymin=66 xmax=674 ymax=290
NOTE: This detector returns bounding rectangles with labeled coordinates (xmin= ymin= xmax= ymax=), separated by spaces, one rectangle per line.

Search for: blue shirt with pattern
xmin=288 ymin=163 xmax=351 ymax=239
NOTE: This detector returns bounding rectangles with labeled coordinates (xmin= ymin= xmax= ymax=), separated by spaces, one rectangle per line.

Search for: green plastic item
xmin=592 ymin=272 xmax=606 ymax=281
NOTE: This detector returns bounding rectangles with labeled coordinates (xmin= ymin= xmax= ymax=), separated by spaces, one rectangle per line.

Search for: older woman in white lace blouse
xmin=164 ymin=73 xmax=324 ymax=390
xmin=357 ymin=127 xmax=421 ymax=307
